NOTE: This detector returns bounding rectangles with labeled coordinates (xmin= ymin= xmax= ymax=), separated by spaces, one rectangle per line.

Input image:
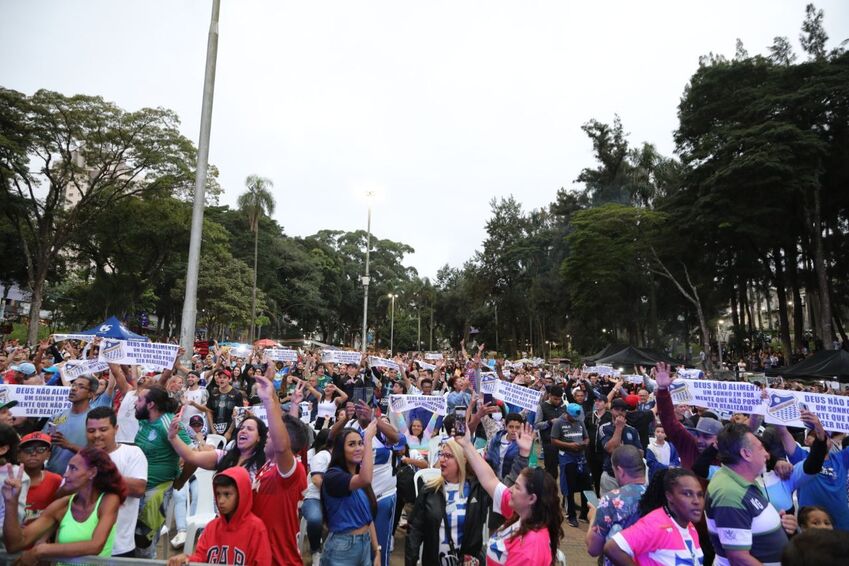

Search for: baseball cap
xmin=566 ymin=403 xmax=583 ymax=418
xmin=611 ymin=398 xmax=629 ymax=410
xmin=624 ymin=394 xmax=640 ymax=408
xmin=688 ymin=417 xmax=722 ymax=437
xmin=11 ymin=363 xmax=36 ymax=377
xmin=19 ymin=432 xmax=52 ymax=447
xmin=189 ymin=415 xmax=204 ymax=427
xmin=0 ymin=400 xmax=19 ymax=412
xmin=43 ymin=365 xmax=61 ymax=374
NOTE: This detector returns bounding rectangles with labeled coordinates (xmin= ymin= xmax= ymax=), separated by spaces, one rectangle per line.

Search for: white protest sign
xmin=61 ymin=359 xmax=110 ymax=381
xmin=763 ymin=389 xmax=849 ymax=433
xmin=623 ymin=374 xmax=645 ymax=385
xmin=585 ymin=366 xmax=620 ymax=377
xmin=98 ymin=339 xmax=180 ymax=371
xmin=424 ymin=352 xmax=444 ymax=361
xmin=51 ymin=333 xmax=95 ymax=342
xmin=676 ymin=369 xmax=704 ymax=380
xmin=480 ymin=373 xmax=498 ymax=395
xmin=233 ymin=405 xmax=270 ymax=427
xmin=368 ymin=356 xmax=401 ymax=372
xmin=228 ymin=344 xmax=252 ymax=358
xmin=415 ymin=360 xmax=437 ymax=371
xmin=667 ymin=379 xmax=763 ymax=415
xmin=266 ymin=348 xmax=298 ymax=363
xmin=321 ymin=350 xmax=362 ymax=365
xmin=389 ymin=394 xmax=448 ymax=416
xmin=0 ymin=385 xmax=72 ymax=417
xmin=494 ymin=381 xmax=543 ymax=412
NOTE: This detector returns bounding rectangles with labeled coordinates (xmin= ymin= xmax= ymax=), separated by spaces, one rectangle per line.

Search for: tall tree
xmin=238 ymin=175 xmax=275 ymax=343
xmin=0 ymin=88 xmax=201 ymax=344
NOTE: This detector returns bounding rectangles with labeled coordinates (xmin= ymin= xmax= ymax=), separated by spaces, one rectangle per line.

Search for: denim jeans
xmin=374 ymin=494 xmax=396 ymax=566
xmin=319 ymin=532 xmax=371 ymax=566
xmin=173 ymin=476 xmax=198 ymax=532
xmin=300 ymin=498 xmax=324 ymax=553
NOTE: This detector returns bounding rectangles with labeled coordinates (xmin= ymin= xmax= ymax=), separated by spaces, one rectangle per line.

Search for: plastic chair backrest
xmin=205 ymin=434 xmax=227 ymax=450
xmin=413 ymin=468 xmax=441 ymax=498
xmin=193 ymin=466 xmax=217 ymax=516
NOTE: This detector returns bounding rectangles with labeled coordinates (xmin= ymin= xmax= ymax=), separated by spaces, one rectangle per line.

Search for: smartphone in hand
xmin=454 ymin=406 xmax=467 ymax=436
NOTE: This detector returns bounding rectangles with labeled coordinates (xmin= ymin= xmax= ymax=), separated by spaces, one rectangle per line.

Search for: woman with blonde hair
xmin=405 ymin=437 xmax=527 ymax=565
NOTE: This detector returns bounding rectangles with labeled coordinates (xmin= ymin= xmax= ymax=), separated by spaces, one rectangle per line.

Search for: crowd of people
xmin=0 ymin=336 xmax=848 ymax=566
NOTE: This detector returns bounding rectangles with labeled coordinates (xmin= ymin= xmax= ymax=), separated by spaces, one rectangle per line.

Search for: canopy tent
xmin=53 ymin=316 xmax=148 ymax=342
xmin=766 ymin=348 xmax=849 ymax=381
xmin=596 ymin=345 xmax=678 ymax=367
xmin=639 ymin=347 xmax=681 ymax=366
xmin=583 ymin=343 xmax=626 ymax=363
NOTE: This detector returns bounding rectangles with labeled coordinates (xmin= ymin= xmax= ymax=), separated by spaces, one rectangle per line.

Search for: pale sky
xmin=2 ymin=1 xmax=848 ymax=279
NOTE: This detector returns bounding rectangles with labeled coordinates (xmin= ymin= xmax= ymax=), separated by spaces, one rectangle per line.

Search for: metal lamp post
xmin=388 ymin=293 xmax=397 ymax=354
xmin=360 ymin=190 xmax=375 ymax=353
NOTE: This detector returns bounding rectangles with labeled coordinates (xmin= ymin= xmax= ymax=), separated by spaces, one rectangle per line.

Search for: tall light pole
xmin=179 ymin=0 xmax=220 ymax=360
xmin=388 ymin=293 xmax=397 ymax=354
xmin=360 ymin=191 xmax=375 ymax=353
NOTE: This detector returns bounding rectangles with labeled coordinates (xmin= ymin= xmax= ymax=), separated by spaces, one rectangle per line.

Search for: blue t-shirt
xmin=797 ymin=446 xmax=849 ymax=530
xmin=323 ymin=466 xmax=373 ymax=533
xmin=45 ymin=409 xmax=89 ymax=475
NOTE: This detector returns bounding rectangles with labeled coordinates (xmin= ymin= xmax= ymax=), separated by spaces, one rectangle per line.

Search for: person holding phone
xmin=456 ymin=422 xmax=564 ymax=566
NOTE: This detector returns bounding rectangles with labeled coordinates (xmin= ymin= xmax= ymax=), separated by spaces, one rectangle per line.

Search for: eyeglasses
xmin=70 ymin=383 xmax=90 ymax=391
xmin=437 ymin=452 xmax=455 ymax=460
xmin=21 ymin=445 xmax=49 ymax=455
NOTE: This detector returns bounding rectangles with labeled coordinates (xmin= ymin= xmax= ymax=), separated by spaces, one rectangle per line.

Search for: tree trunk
xmin=250 ymin=227 xmax=258 ymax=344
xmin=772 ymin=249 xmax=793 ymax=366
xmin=26 ymin=277 xmax=44 ymax=346
xmin=810 ymin=188 xmax=833 ymax=348
xmin=786 ymin=246 xmax=805 ymax=351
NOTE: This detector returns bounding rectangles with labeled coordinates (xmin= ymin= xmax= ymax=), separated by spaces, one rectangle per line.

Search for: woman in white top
xmin=309 ymin=381 xmax=348 ymax=429
xmin=302 ymin=429 xmax=331 ymax=561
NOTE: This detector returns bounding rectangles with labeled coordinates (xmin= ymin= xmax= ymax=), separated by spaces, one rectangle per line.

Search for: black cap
xmin=611 ymin=398 xmax=629 ymax=410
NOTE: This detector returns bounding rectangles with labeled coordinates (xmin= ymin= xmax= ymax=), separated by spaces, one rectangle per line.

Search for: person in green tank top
xmin=2 ymin=446 xmax=126 ymax=564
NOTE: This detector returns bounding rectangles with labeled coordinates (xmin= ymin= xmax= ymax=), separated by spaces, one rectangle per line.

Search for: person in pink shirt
xmin=604 ymin=468 xmax=705 ymax=566
xmin=456 ymin=422 xmax=563 ymax=566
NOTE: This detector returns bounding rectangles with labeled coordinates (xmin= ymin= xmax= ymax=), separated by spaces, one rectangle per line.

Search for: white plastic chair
xmin=183 ymin=467 xmax=217 ymax=556
xmin=413 ymin=468 xmax=441 ymax=497
xmin=205 ymin=434 xmax=227 ymax=450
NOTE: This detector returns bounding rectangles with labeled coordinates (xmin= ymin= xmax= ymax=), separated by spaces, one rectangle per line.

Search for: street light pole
xmin=388 ymin=293 xmax=397 ymax=354
xmin=179 ymin=0 xmax=220 ymax=360
xmin=360 ymin=192 xmax=374 ymax=353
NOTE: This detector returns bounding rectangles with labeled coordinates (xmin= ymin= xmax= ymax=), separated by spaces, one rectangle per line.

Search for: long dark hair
xmin=501 ymin=467 xmax=563 ymax=565
xmin=638 ymin=467 xmax=699 ymax=518
xmin=216 ymin=416 xmax=268 ymax=474
xmin=78 ymin=447 xmax=128 ymax=504
xmin=325 ymin=428 xmax=377 ymax=518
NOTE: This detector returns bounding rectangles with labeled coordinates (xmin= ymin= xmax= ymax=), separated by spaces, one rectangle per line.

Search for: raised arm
xmin=348 ymin=420 xmax=378 ymax=491
xmin=108 ymin=363 xmax=132 ymax=396
xmin=256 ymin=361 xmax=296 ymax=472
xmin=166 ymin=413 xmax=218 ymax=470
xmin=456 ymin=424 xmax=500 ymax=497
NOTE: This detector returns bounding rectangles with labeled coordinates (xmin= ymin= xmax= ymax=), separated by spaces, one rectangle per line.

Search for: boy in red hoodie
xmin=168 ymin=466 xmax=271 ymax=566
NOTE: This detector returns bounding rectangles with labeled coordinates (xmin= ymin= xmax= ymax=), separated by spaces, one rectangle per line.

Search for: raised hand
xmin=167 ymin=409 xmax=183 ymax=440
xmin=515 ymin=423 xmax=535 ymax=456
xmin=290 ymin=382 xmax=305 ymax=405
xmin=654 ymin=362 xmax=672 ymax=389
xmin=800 ymin=409 xmax=826 ymax=440
xmin=254 ymin=373 xmax=275 ymax=402
xmin=2 ymin=463 xmax=24 ymax=503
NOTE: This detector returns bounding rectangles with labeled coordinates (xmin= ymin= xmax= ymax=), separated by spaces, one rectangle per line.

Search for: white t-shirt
xmin=116 ymin=390 xmax=139 ymax=444
xmin=108 ymin=444 xmax=148 ymax=555
xmin=182 ymin=387 xmax=209 ymax=424
xmin=304 ymin=449 xmax=331 ymax=500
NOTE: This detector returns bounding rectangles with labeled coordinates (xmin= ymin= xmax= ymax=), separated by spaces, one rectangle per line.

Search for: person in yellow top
xmin=2 ymin=447 xmax=126 ymax=565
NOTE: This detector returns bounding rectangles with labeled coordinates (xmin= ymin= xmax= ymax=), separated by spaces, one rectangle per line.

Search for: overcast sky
xmin=2 ymin=1 xmax=848 ymax=279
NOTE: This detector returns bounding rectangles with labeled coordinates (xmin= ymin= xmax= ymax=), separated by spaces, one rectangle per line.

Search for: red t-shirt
xmin=252 ymin=459 xmax=307 ymax=566
xmin=24 ymin=471 xmax=62 ymax=524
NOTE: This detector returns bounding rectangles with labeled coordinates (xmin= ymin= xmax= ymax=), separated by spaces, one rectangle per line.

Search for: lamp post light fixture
xmin=360 ymin=190 xmax=376 ymax=352
xmin=388 ymin=293 xmax=397 ymax=355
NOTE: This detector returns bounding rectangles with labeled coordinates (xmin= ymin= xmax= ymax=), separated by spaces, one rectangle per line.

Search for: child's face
xmin=804 ymin=509 xmax=833 ymax=530
xmin=214 ymin=484 xmax=239 ymax=517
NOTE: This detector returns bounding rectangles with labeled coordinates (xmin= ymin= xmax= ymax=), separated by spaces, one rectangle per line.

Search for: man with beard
xmin=44 ymin=374 xmax=97 ymax=474
xmin=133 ymin=385 xmax=192 ymax=558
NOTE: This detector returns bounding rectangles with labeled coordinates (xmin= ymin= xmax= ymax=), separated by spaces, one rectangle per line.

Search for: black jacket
xmin=404 ymin=452 xmax=529 ymax=566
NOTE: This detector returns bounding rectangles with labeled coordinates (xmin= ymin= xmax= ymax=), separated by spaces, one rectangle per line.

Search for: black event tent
xmin=583 ymin=343 xmax=626 ymax=363
xmin=596 ymin=346 xmax=677 ymax=367
xmin=767 ymin=348 xmax=849 ymax=382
